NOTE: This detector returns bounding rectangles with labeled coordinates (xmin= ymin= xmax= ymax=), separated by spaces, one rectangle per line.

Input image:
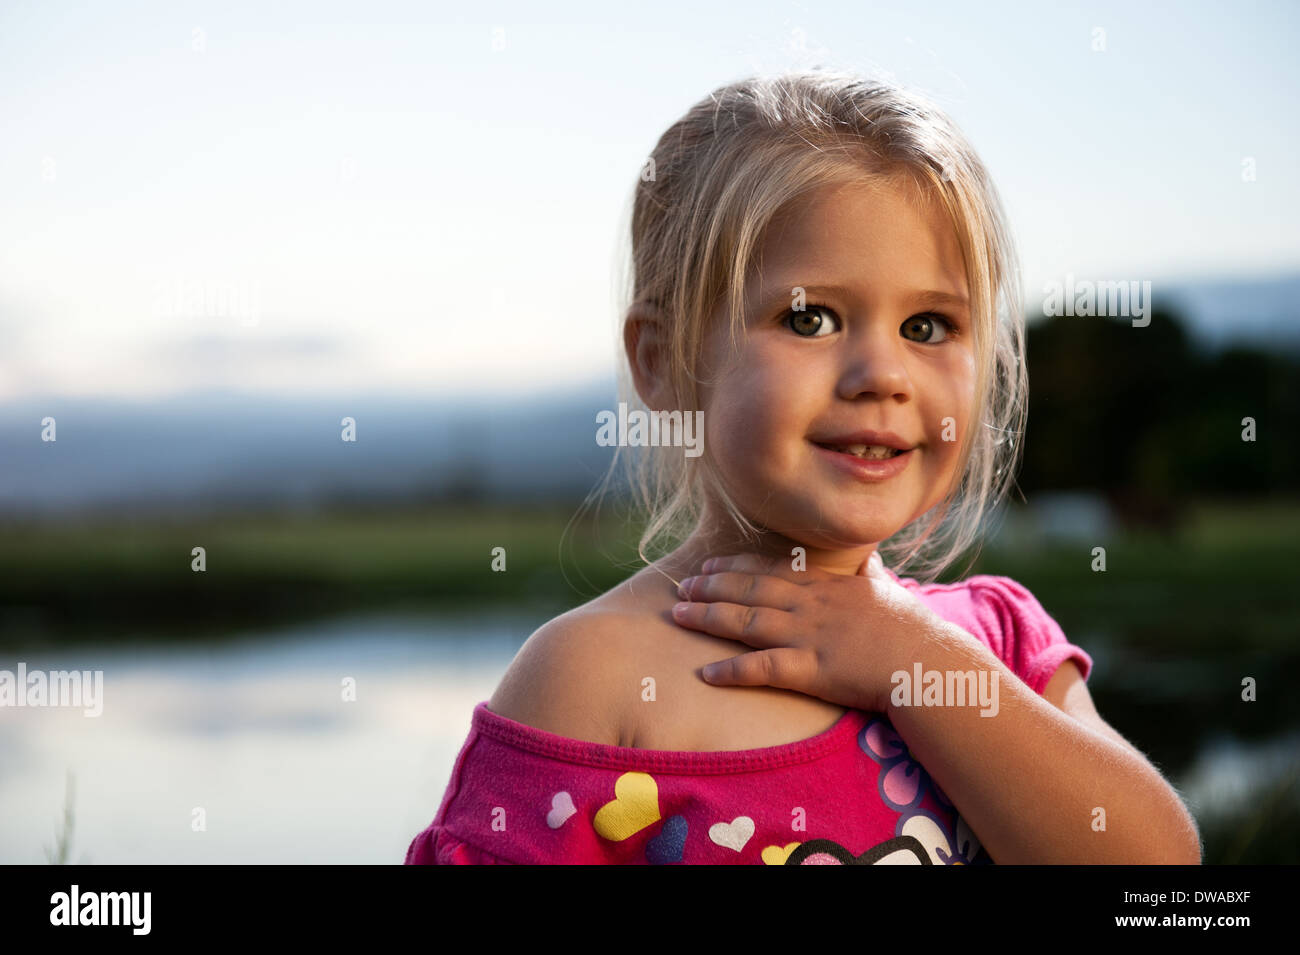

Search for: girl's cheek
xmin=937 ymin=356 xmax=976 ymax=425
xmin=954 ymin=348 xmax=977 ymax=404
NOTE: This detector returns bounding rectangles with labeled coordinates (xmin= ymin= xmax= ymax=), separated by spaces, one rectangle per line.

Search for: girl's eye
xmin=784 ymin=305 xmax=958 ymax=344
xmin=900 ymin=313 xmax=954 ymax=344
xmin=784 ymin=305 xmax=840 ymax=337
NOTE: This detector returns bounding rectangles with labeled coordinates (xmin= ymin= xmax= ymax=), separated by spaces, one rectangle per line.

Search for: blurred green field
xmin=968 ymin=496 xmax=1299 ymax=650
xmin=0 ymin=501 xmax=645 ymax=645
xmin=2 ymin=495 xmax=1295 ymax=645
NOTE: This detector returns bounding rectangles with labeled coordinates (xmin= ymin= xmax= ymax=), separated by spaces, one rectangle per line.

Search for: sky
xmin=1 ymin=0 xmax=1297 ymax=402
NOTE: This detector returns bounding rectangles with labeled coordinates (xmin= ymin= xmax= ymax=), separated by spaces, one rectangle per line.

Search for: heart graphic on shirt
xmin=784 ymin=836 xmax=932 ymax=865
xmin=645 ymin=814 xmax=688 ymax=864
xmin=546 ymin=791 xmax=576 ymax=829
xmin=708 ymin=816 xmax=755 ymax=852
xmin=760 ymin=842 xmax=803 ymax=865
xmin=593 ymin=771 xmax=661 ymax=841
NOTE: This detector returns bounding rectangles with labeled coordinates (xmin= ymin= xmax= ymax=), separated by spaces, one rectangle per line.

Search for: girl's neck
xmin=649 ymin=513 xmax=880 ymax=586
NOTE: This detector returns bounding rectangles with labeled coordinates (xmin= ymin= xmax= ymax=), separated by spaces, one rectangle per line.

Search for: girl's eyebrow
xmin=756 ymin=282 xmax=970 ymax=312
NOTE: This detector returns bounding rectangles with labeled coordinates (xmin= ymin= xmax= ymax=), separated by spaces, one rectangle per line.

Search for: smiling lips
xmin=812 ymin=429 xmax=913 ymax=452
xmin=812 ymin=441 xmax=915 ymax=480
xmin=811 ymin=429 xmax=915 ymax=462
xmin=815 ymin=442 xmax=902 ymax=460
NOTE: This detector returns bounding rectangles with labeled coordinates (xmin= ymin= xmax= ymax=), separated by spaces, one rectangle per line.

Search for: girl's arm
xmin=675 ymin=555 xmax=1203 ymax=865
xmin=882 ymin=626 xmax=1203 ymax=865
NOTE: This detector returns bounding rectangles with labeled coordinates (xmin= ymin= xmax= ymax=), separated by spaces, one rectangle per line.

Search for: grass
xmin=1 ymin=495 xmax=1294 ymax=653
xmin=44 ymin=770 xmax=78 ymax=865
xmin=0 ymin=501 xmax=646 ymax=645
xmin=964 ymin=497 xmax=1299 ymax=651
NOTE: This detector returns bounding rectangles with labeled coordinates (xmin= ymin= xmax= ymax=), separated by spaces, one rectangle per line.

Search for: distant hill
xmin=1157 ymin=272 xmax=1300 ymax=355
xmin=0 ymin=384 xmax=626 ymax=516
xmin=2 ymin=271 xmax=1296 ymax=516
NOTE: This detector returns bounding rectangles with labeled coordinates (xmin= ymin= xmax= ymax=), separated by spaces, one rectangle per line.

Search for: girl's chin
xmin=774 ymin=517 xmax=909 ymax=548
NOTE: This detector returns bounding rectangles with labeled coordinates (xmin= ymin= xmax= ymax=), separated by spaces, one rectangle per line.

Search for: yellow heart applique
xmin=761 ymin=842 xmax=803 ymax=865
xmin=593 ymin=771 xmax=661 ymax=842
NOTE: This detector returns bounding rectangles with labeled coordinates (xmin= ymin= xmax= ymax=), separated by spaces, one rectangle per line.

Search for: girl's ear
xmin=624 ymin=300 xmax=674 ymax=409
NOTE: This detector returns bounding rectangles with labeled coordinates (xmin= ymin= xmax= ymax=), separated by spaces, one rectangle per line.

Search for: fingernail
xmin=701 ymin=663 xmax=719 ymax=680
xmin=702 ymin=558 xmax=716 ymax=573
xmin=672 ymin=602 xmax=690 ymax=617
xmin=678 ymin=576 xmax=695 ymax=597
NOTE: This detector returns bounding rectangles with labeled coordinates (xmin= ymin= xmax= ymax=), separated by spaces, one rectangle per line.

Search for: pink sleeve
xmin=405 ymin=825 xmax=513 ymax=865
xmin=404 ymin=715 xmax=628 ymax=865
xmin=405 ymin=722 xmax=520 ymax=865
xmin=968 ymin=575 xmax=1093 ymax=695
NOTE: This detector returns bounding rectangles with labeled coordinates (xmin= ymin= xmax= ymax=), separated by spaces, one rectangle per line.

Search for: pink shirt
xmin=405 ymin=570 xmax=1093 ymax=865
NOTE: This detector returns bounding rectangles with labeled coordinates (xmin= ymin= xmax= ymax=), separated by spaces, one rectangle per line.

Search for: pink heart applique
xmin=547 ymin=791 xmax=576 ymax=829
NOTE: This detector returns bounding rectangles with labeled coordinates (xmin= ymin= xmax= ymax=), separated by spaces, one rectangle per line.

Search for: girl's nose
xmin=836 ymin=322 xmax=911 ymax=401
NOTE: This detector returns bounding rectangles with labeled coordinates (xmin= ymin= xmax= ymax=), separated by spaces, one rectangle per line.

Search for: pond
xmin=0 ymin=610 xmax=535 ymax=864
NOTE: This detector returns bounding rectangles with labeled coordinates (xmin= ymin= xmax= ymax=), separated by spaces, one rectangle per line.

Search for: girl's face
xmin=696 ymin=177 xmax=976 ymax=572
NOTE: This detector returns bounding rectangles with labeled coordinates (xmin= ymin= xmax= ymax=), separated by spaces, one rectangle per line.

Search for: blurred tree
xmin=1018 ymin=305 xmax=1299 ymax=530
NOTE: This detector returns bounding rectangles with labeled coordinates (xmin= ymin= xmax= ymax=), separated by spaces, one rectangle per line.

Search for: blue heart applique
xmin=645 ymin=814 xmax=688 ymax=864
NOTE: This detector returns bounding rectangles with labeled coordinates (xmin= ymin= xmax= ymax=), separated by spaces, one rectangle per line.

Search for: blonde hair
xmin=582 ymin=69 xmax=1027 ymax=586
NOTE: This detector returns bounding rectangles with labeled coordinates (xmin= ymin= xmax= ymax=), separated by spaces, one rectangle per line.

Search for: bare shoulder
xmin=487 ymin=607 xmax=641 ymax=747
xmin=487 ymin=573 xmax=850 ymax=753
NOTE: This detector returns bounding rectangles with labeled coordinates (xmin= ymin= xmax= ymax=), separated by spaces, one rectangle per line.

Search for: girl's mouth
xmin=812 ymin=442 xmax=905 ymax=460
xmin=812 ymin=442 xmax=915 ymax=481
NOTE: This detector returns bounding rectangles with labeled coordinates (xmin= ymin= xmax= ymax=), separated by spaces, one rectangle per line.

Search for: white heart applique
xmin=708 ymin=816 xmax=755 ymax=852
xmin=547 ymin=791 xmax=577 ymax=829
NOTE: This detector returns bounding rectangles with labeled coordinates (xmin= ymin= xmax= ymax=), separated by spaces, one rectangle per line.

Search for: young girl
xmin=405 ymin=70 xmax=1202 ymax=865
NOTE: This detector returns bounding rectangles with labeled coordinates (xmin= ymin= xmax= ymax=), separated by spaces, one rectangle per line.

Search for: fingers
xmin=678 ymin=569 xmax=803 ymax=610
xmin=699 ymin=648 xmax=815 ymax=692
xmin=701 ymin=553 xmax=828 ymax=583
xmin=672 ymin=598 xmax=793 ymax=648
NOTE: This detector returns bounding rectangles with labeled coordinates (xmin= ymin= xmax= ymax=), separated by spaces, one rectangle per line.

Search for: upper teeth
xmin=830 ymin=444 xmax=897 ymax=459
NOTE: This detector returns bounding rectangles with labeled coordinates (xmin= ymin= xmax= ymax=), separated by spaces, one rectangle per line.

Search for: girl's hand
xmin=671 ymin=551 xmax=954 ymax=714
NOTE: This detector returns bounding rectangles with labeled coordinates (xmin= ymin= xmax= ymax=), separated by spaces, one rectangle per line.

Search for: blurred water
xmin=0 ymin=611 xmax=535 ymax=864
